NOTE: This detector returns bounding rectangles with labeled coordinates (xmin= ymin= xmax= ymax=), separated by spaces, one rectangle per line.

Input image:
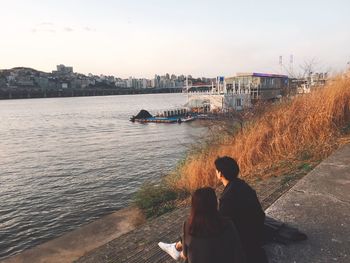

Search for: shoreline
xmin=0 ymin=89 xmax=183 ymax=101
xmin=2 ymin=207 xmax=144 ymax=263
xmin=3 ymin=163 xmax=311 ymax=263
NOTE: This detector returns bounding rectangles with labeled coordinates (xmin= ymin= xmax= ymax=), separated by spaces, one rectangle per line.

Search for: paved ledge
xmin=265 ymin=144 xmax=350 ymax=263
xmin=2 ymin=208 xmax=144 ymax=263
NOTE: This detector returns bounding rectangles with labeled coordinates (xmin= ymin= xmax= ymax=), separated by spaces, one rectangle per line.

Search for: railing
xmin=187 ymin=89 xmax=251 ymax=95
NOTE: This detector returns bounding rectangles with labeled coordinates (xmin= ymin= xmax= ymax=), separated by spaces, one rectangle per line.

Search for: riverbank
xmin=5 ymin=140 xmax=349 ymax=263
xmin=2 ymin=158 xmax=310 ymax=263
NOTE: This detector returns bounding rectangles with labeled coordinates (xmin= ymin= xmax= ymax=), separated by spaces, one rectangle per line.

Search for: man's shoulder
xmin=236 ymin=178 xmax=254 ymax=187
xmin=226 ymin=178 xmax=255 ymax=193
xmin=220 ymin=179 xmax=259 ymax=203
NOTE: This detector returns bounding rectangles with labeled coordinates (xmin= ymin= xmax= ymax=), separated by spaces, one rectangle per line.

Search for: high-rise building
xmin=127 ymin=77 xmax=133 ymax=88
xmin=53 ymin=64 xmax=73 ymax=75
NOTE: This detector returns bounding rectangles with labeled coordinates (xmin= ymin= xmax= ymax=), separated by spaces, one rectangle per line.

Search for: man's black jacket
xmin=219 ymin=178 xmax=266 ymax=263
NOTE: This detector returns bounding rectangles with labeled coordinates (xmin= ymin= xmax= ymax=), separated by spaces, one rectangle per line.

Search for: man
xmin=159 ymin=156 xmax=267 ymax=263
xmin=215 ymin=156 xmax=267 ymax=263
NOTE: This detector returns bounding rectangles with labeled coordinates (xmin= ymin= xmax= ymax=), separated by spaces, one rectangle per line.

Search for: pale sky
xmin=0 ymin=0 xmax=349 ymax=78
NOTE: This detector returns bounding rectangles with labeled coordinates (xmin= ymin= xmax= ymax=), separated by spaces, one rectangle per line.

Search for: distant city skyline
xmin=1 ymin=0 xmax=350 ymax=78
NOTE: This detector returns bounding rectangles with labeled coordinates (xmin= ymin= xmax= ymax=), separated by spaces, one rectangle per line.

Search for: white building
xmin=186 ymin=76 xmax=252 ymax=112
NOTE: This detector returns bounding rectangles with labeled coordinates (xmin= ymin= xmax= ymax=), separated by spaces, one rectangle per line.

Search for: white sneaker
xmin=158 ymin=242 xmax=181 ymax=261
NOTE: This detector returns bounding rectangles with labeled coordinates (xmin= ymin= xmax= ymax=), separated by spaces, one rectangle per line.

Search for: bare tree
xmin=283 ymin=57 xmax=330 ymax=79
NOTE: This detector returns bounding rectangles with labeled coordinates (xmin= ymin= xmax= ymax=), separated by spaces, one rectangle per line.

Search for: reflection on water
xmin=0 ymin=94 xmax=206 ymax=259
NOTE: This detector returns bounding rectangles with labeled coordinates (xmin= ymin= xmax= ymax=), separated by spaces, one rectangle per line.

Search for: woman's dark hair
xmin=188 ymin=187 xmax=226 ymax=236
xmin=214 ymin=156 xmax=240 ymax=180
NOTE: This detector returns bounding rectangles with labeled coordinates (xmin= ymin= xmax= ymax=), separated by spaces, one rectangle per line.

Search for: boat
xmin=130 ymin=109 xmax=195 ymax=124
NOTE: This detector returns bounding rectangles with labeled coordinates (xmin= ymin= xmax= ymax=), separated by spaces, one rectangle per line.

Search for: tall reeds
xmin=173 ymin=76 xmax=350 ymax=192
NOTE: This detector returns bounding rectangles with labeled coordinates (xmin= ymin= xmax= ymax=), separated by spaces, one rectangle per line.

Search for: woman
xmin=181 ymin=187 xmax=245 ymax=263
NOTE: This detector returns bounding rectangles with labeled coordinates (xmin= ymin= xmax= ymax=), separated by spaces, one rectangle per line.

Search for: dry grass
xmin=173 ymin=76 xmax=350 ymax=192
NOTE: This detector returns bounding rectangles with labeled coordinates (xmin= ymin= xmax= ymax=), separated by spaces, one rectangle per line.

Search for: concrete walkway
xmin=265 ymin=144 xmax=350 ymax=263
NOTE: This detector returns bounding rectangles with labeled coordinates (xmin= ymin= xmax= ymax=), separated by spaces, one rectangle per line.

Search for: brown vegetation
xmin=172 ymin=76 xmax=350 ymax=192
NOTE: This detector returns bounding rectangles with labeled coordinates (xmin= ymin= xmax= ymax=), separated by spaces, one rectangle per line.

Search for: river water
xmin=0 ymin=93 xmax=206 ymax=259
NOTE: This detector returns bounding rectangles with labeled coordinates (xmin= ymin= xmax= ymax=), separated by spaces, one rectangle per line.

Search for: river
xmin=0 ymin=93 xmax=206 ymax=259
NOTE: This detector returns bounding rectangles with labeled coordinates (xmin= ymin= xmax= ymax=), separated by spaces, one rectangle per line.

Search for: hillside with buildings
xmin=0 ymin=65 xmax=213 ymax=99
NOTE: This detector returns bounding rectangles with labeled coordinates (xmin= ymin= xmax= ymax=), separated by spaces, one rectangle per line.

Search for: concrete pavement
xmin=265 ymin=144 xmax=350 ymax=263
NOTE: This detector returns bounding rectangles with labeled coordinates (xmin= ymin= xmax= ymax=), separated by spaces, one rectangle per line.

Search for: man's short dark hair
xmin=214 ymin=156 xmax=240 ymax=180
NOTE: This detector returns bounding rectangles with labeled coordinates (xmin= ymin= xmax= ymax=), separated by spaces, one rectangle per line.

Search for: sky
xmin=0 ymin=0 xmax=349 ymax=78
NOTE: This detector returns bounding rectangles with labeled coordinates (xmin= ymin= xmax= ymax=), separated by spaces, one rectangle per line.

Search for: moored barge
xmin=130 ymin=109 xmax=194 ymax=123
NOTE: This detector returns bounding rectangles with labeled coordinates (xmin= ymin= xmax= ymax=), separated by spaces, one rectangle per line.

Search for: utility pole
xmin=290 ymin=54 xmax=294 ymax=77
xmin=186 ymin=75 xmax=189 ymax=102
xmin=279 ymin=56 xmax=283 ymax=74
